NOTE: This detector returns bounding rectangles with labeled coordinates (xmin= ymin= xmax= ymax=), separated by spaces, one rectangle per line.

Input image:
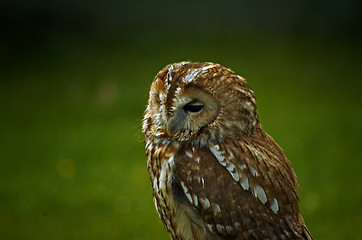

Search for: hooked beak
xmin=166 ymin=110 xmax=187 ymax=136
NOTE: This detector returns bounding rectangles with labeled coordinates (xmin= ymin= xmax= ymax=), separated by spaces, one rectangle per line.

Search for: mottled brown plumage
xmin=143 ymin=62 xmax=313 ymax=240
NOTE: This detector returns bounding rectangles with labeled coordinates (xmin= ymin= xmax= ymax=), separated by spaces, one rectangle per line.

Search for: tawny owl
xmin=143 ymin=62 xmax=313 ymax=240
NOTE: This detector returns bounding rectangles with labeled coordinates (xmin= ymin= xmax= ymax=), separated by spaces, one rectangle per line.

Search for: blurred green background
xmin=0 ymin=0 xmax=361 ymax=239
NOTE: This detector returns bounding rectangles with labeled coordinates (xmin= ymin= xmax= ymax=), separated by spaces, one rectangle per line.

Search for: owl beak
xmin=166 ymin=111 xmax=187 ymax=136
xmin=166 ymin=121 xmax=174 ymax=136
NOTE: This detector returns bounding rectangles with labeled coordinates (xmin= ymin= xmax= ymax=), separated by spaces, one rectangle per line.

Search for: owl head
xmin=143 ymin=62 xmax=259 ymax=143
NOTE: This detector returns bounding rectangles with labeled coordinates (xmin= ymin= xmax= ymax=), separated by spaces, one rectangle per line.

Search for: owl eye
xmin=183 ymin=102 xmax=204 ymax=113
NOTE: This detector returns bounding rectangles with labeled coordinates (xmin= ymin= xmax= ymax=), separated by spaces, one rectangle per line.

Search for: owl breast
xmin=146 ymin=139 xmax=220 ymax=240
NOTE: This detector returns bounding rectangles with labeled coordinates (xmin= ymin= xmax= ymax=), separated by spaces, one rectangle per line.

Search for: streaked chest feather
xmin=147 ymin=140 xmax=219 ymax=240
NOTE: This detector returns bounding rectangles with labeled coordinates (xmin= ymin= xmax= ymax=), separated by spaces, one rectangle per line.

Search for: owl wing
xmin=173 ymin=133 xmax=311 ymax=239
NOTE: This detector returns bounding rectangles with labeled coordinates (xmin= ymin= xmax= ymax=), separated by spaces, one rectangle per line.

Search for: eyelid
xmin=183 ymin=102 xmax=204 ymax=113
xmin=188 ymin=101 xmax=203 ymax=106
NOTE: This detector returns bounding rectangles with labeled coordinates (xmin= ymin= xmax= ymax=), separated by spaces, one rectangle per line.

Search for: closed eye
xmin=183 ymin=102 xmax=204 ymax=113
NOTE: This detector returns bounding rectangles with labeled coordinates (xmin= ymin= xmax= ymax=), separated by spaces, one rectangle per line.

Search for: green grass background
xmin=1 ymin=3 xmax=362 ymax=239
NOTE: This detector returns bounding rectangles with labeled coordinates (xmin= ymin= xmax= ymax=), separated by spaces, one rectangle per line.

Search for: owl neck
xmin=145 ymin=123 xmax=262 ymax=149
